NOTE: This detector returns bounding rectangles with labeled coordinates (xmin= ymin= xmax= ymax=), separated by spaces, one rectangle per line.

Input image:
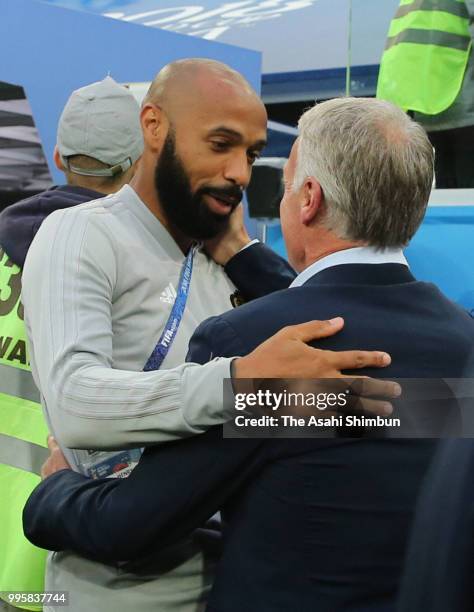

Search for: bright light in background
xmin=42 ymin=0 xmax=400 ymax=74
xmin=103 ymin=1 xmax=318 ymax=41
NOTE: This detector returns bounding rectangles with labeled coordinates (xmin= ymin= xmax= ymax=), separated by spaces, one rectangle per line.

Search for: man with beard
xmin=21 ymin=59 xmax=393 ymax=612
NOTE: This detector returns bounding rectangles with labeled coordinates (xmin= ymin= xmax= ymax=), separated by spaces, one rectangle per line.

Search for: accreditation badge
xmin=72 ymin=448 xmax=143 ymax=479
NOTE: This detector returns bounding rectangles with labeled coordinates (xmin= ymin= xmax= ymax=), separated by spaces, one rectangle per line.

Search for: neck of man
xmin=66 ymin=177 xmax=112 ymax=196
xmin=296 ymin=225 xmax=365 ymax=273
xmin=130 ymin=166 xmax=193 ymax=255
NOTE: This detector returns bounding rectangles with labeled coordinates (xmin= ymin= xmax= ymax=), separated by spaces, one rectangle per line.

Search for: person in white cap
xmin=0 ymin=75 xmax=143 ymax=270
xmin=20 ymin=59 xmax=394 ymax=612
xmin=56 ymin=75 xmax=143 ymax=186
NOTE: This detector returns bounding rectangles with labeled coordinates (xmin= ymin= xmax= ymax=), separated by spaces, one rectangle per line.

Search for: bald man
xmin=21 ymin=60 xmax=392 ymax=612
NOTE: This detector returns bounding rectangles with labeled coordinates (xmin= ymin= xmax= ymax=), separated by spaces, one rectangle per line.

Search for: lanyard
xmin=78 ymin=245 xmax=197 ymax=478
xmin=143 ymin=244 xmax=197 ymax=371
xmin=73 ymin=246 xmax=197 ymax=478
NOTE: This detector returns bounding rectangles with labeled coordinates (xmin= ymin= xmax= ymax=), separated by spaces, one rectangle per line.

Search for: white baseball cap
xmin=57 ymin=76 xmax=143 ymax=177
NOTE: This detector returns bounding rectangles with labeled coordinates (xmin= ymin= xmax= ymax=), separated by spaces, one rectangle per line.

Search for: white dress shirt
xmin=290 ymin=246 xmax=409 ymax=288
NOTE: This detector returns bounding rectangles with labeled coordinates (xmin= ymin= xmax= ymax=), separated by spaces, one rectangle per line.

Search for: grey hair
xmin=294 ymin=97 xmax=434 ymax=248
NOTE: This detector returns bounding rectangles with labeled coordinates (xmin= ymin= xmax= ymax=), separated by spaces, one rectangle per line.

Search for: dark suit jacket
xmin=397 ymin=439 xmax=474 ymax=612
xmin=224 ymin=241 xmax=296 ymax=299
xmin=24 ymin=261 xmax=474 ymax=612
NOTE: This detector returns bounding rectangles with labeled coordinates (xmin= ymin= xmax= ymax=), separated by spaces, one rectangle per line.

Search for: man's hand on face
xmin=41 ymin=436 xmax=71 ymax=480
xmin=233 ymin=317 xmax=401 ymax=417
xmin=204 ymin=204 xmax=252 ymax=266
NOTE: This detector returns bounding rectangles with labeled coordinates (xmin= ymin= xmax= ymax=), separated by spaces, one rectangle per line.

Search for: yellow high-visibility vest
xmin=0 ymin=246 xmax=48 ymax=611
xmin=377 ymin=0 xmax=472 ymax=114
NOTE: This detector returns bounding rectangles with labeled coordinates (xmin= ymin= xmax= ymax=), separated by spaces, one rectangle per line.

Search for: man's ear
xmin=300 ymin=177 xmax=323 ymax=226
xmin=140 ymin=103 xmax=167 ymax=152
xmin=53 ymin=146 xmax=64 ymax=171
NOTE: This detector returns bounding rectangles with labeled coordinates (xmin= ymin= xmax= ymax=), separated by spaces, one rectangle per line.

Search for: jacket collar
xmin=299 ymin=263 xmax=417 ymax=287
xmin=290 ymin=246 xmax=408 ymax=287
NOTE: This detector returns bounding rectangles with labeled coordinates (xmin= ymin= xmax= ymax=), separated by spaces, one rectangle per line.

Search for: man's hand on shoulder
xmin=233 ymin=318 xmax=392 ymax=378
xmin=41 ymin=435 xmax=71 ymax=480
xmin=233 ymin=317 xmax=400 ymax=417
xmin=204 ymin=204 xmax=252 ymax=266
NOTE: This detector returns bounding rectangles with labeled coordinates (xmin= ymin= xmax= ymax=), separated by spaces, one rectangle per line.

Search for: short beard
xmin=154 ymin=132 xmax=242 ymax=240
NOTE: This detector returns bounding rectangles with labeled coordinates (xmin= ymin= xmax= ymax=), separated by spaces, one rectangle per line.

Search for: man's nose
xmin=223 ymin=152 xmax=251 ymax=188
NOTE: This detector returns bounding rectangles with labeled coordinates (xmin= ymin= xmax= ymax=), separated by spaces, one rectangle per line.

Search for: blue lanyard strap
xmin=143 ymin=244 xmax=197 ymax=371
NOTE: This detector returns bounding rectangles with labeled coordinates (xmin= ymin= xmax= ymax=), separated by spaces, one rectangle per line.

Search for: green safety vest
xmin=376 ymin=0 xmax=472 ymax=114
xmin=0 ymin=247 xmax=49 ymax=611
